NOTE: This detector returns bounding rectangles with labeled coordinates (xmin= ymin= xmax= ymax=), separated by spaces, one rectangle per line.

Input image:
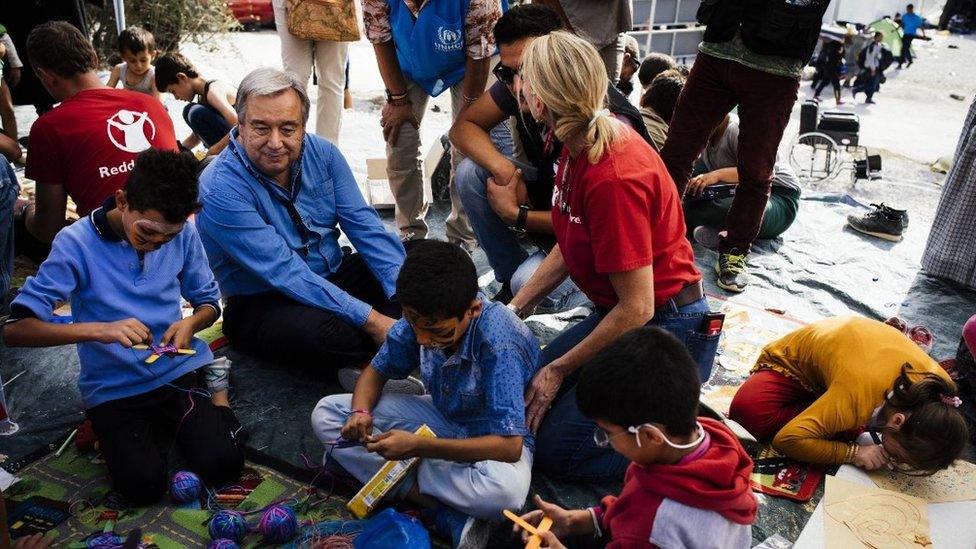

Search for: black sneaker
xmin=715 ymin=251 xmax=748 ymax=293
xmin=847 ymin=203 xmax=907 ymax=242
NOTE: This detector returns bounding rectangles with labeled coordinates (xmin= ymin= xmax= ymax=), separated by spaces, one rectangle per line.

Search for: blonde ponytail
xmin=521 ymin=31 xmax=624 ymax=164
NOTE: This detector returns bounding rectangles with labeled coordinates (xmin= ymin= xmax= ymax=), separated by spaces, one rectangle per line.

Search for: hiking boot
xmin=434 ymin=506 xmax=490 ymax=549
xmin=847 ymin=203 xmax=907 ymax=242
xmin=337 ymin=368 xmax=426 ymax=395
xmin=714 ymin=251 xmax=749 ymax=293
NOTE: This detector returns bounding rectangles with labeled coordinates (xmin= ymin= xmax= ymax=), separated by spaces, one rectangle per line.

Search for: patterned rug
xmin=2 ymin=445 xmax=358 ymax=548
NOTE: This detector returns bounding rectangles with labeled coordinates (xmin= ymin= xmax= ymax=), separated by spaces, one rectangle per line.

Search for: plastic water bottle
xmin=0 ymin=373 xmax=19 ymax=436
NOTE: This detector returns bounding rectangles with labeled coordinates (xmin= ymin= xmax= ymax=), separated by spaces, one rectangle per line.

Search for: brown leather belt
xmin=667 ymin=279 xmax=705 ymax=309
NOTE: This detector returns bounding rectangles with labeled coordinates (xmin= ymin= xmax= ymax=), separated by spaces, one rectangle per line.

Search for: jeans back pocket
xmin=686 ymin=330 xmax=721 ymax=383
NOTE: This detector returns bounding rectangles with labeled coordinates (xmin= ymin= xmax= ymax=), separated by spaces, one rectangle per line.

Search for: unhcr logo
xmin=434 ymin=26 xmax=463 ymax=52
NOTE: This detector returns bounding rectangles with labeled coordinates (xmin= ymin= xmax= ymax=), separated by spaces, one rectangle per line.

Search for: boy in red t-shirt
xmin=15 ymin=22 xmax=176 ymax=260
xmin=514 ymin=327 xmax=757 ymax=549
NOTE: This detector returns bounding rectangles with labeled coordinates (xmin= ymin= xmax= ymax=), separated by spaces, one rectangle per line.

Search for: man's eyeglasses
xmin=493 ymin=62 xmax=518 ymax=86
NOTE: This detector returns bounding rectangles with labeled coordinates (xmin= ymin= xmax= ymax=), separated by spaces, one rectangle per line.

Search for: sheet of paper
xmin=869 ymin=461 xmax=976 ymax=503
xmin=0 ymin=467 xmax=20 ymax=491
xmin=824 ymin=475 xmax=931 ymax=548
xmin=797 ymin=466 xmax=976 ymax=549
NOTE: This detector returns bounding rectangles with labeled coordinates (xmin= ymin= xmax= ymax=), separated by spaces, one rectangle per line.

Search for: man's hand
xmin=160 ymin=317 xmax=197 ymax=349
xmin=487 ymin=169 xmax=524 ymax=225
xmin=514 ymin=495 xmax=590 ymax=542
xmin=13 ymin=198 xmax=29 ymax=221
xmin=341 ymin=411 xmax=374 ymax=442
xmin=619 ymin=52 xmax=637 ymax=83
xmin=685 ymin=171 xmax=722 ymax=198
xmin=365 ymin=430 xmax=420 ymax=460
xmin=364 ymin=310 xmax=395 ymax=346
xmin=525 ymin=364 xmax=565 ymax=433
xmin=854 ymin=444 xmax=891 ymax=470
xmin=381 ymin=101 xmax=419 ymax=147
xmin=92 ymin=318 xmax=152 ymax=347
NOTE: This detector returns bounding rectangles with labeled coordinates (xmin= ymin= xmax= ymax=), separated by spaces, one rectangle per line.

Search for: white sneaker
xmin=337 ymin=367 xmax=426 ymax=395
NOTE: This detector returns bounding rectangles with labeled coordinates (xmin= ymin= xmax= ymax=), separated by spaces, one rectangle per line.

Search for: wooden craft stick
xmin=503 ymin=510 xmax=554 ymax=548
xmin=131 ymin=345 xmax=150 ymax=350
xmin=503 ymin=510 xmax=539 ymax=536
xmin=527 ymin=517 xmax=553 ymax=549
xmin=145 ymin=354 xmax=160 ymax=365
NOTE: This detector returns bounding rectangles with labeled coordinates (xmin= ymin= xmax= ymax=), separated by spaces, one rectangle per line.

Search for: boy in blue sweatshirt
xmin=3 ymin=149 xmax=244 ymax=505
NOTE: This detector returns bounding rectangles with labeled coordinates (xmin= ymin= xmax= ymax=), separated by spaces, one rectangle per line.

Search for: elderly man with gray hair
xmin=197 ymin=68 xmax=408 ymax=376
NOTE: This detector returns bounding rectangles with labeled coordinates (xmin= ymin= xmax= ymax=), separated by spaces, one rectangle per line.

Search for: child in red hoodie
xmin=514 ymin=326 xmax=758 ymax=548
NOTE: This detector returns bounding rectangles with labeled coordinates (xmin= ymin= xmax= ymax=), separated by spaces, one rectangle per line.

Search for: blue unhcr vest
xmin=387 ymin=0 xmax=473 ymax=97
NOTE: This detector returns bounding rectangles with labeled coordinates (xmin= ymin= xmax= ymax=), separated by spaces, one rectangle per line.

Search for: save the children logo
xmin=106 ymin=109 xmax=156 ymax=153
xmin=434 ymin=26 xmax=463 ymax=52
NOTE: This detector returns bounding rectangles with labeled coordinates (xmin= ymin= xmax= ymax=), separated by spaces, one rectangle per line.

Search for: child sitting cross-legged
xmin=514 ymin=326 xmax=757 ymax=549
xmin=312 ymin=240 xmax=541 ymax=548
xmin=2 ymin=149 xmax=244 ymax=506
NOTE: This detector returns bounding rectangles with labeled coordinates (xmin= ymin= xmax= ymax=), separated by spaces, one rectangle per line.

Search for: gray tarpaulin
xmin=2 ymin=195 xmax=974 ymax=545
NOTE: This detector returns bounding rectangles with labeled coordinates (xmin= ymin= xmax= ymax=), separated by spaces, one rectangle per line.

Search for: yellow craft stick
xmin=145 ymin=354 xmax=160 ymax=365
xmin=503 ymin=510 xmax=553 ymax=548
xmin=503 ymin=510 xmax=540 ymax=536
xmin=132 ymin=345 xmax=150 ymax=350
xmin=176 ymin=349 xmax=196 ymax=355
xmin=527 ymin=517 xmax=553 ymax=549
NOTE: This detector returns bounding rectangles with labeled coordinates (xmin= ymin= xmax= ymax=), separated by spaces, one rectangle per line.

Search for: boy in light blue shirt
xmin=3 ymin=149 xmax=244 ymax=505
xmin=312 ymin=240 xmax=540 ymax=548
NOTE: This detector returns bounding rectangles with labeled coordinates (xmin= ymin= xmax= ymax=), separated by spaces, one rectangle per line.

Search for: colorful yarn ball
xmin=86 ymin=532 xmax=123 ymax=549
xmin=169 ymin=470 xmax=202 ymax=503
xmin=209 ymin=510 xmax=248 ymax=542
xmin=259 ymin=504 xmax=298 ymax=543
xmin=207 ymin=539 xmax=240 ymax=549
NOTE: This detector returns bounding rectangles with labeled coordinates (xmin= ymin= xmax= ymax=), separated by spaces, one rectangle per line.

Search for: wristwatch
xmin=506 ymin=302 xmax=524 ymax=318
xmin=511 ymin=205 xmax=530 ymax=233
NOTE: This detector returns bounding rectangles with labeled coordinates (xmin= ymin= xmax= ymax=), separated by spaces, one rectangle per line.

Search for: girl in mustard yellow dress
xmin=729 ymin=316 xmax=968 ymax=474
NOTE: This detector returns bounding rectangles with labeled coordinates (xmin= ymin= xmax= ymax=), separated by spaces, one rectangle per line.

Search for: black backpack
xmin=698 ymin=0 xmax=832 ymax=62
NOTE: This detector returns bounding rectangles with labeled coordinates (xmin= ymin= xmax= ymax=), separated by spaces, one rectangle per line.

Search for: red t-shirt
xmin=551 ymin=125 xmax=700 ymax=309
xmin=26 ymin=88 xmax=177 ymax=216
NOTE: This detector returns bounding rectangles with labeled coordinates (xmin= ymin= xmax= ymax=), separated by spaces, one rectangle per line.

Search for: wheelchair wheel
xmin=790 ymin=132 xmax=841 ymax=183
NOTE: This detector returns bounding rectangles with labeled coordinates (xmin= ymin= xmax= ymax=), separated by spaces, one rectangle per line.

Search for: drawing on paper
xmin=869 ymin=460 xmax=976 ymax=503
xmin=823 ymin=476 xmax=931 ymax=549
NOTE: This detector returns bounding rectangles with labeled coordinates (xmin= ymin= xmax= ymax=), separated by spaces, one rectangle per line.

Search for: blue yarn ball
xmin=207 ymin=539 xmax=240 ymax=549
xmin=170 ymin=470 xmax=202 ymax=503
xmin=209 ymin=510 xmax=247 ymax=542
xmin=86 ymin=532 xmax=123 ymax=549
xmin=259 ymin=504 xmax=297 ymax=544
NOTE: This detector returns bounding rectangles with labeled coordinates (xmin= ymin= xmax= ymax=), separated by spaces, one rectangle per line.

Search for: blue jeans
xmin=311 ymin=393 xmax=532 ymax=520
xmin=533 ymin=296 xmax=718 ymax=482
xmin=182 ymin=103 xmax=232 ymax=148
xmin=511 ymin=251 xmax=590 ymax=313
xmin=0 ymin=163 xmax=19 ymax=309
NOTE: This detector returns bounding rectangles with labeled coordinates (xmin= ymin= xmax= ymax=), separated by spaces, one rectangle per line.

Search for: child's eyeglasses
xmin=593 ymin=421 xmax=706 ymax=449
xmin=493 ymin=62 xmax=518 ymax=86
